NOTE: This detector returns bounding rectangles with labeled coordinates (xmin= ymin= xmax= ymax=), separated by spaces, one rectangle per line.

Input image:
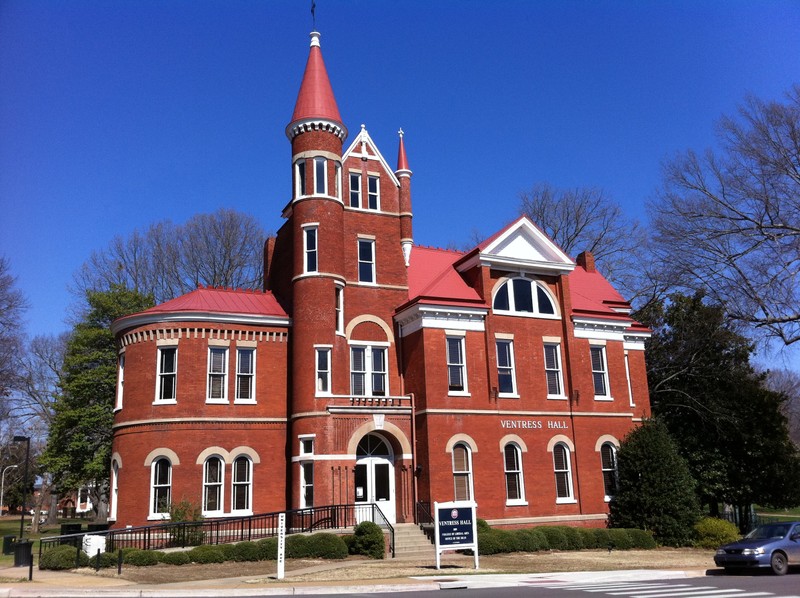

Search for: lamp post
xmin=12 ymin=436 xmax=30 ymax=540
xmin=1 ymin=464 xmax=18 ymax=517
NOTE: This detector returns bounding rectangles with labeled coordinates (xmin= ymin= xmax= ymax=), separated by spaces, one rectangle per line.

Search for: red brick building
xmin=109 ymin=31 xmax=650 ymax=529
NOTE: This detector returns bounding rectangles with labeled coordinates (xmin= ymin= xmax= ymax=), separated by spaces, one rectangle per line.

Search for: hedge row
xmin=477 ymin=521 xmax=656 ymax=555
xmin=40 ymin=523 xmax=384 ymax=570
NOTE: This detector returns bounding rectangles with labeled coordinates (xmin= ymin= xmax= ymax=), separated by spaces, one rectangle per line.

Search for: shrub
xmin=256 ymin=537 xmax=278 ymax=560
xmin=476 ymin=519 xmax=491 ymax=533
xmin=515 ymin=529 xmax=547 ymax=552
xmin=590 ymin=528 xmax=612 ymax=549
xmin=693 ymin=517 xmax=740 ymax=549
xmin=577 ymin=528 xmax=600 ymax=549
xmin=538 ymin=527 xmax=569 ymax=550
xmin=229 ymin=541 xmax=261 ymax=562
xmin=627 ymin=528 xmax=658 ymax=549
xmin=306 ymin=533 xmax=348 ymax=559
xmin=286 ymin=534 xmax=311 ymax=558
xmin=219 ymin=543 xmax=237 ymax=560
xmin=342 ymin=534 xmax=356 ymax=555
xmin=607 ymin=528 xmax=634 ymax=550
xmin=187 ymin=544 xmax=225 ymax=564
xmin=124 ymin=549 xmax=160 ymax=566
xmin=477 ymin=528 xmax=507 ymax=555
xmin=88 ymin=551 xmax=119 ymax=569
xmin=166 ymin=500 xmax=205 ymax=547
xmin=39 ymin=545 xmax=88 ymax=570
xmin=352 ymin=521 xmax=385 ymax=559
xmin=160 ymin=551 xmax=191 ymax=565
xmin=557 ymin=526 xmax=584 ymax=550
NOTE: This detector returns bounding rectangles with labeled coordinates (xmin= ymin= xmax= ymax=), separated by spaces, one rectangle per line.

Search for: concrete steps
xmin=392 ymin=523 xmax=435 ymax=560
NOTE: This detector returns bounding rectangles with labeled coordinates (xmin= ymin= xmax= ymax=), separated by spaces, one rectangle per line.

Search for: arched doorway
xmin=354 ymin=433 xmax=395 ymax=524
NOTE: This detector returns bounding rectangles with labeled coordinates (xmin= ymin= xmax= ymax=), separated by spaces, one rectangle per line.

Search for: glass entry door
xmin=354 ymin=434 xmax=395 ymax=525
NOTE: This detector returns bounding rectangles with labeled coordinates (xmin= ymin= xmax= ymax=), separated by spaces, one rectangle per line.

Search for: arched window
xmin=150 ymin=458 xmax=172 ymax=517
xmin=493 ymin=278 xmax=556 ymax=316
xmin=110 ymin=460 xmax=119 ymax=521
xmin=552 ymin=443 xmax=574 ymax=502
xmin=503 ymin=443 xmax=525 ymax=504
xmin=203 ymin=456 xmax=224 ymax=515
xmin=231 ymin=456 xmax=252 ymax=514
xmin=452 ymin=443 xmax=473 ymax=501
xmin=600 ymin=443 xmax=618 ymax=500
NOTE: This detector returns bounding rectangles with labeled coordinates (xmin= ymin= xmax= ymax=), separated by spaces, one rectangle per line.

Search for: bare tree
xmin=651 ymin=86 xmax=800 ymax=345
xmin=518 ymin=183 xmax=651 ymax=304
xmin=11 ymin=334 xmax=66 ymax=434
xmin=0 ymin=256 xmax=27 ymax=402
xmin=73 ymin=208 xmax=266 ymax=303
xmin=766 ymin=368 xmax=800 ymax=448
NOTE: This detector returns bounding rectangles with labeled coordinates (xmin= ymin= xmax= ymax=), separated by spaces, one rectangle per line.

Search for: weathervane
xmin=311 ymin=0 xmax=316 ymax=30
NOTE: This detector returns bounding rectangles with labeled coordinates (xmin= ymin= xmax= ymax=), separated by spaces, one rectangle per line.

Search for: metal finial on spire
xmin=398 ymin=128 xmax=404 ymax=138
xmin=311 ymin=0 xmax=316 ymax=30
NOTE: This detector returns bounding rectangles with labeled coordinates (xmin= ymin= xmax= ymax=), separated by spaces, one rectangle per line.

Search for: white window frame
xmin=543 ymin=342 xmax=566 ymax=399
xmin=313 ymin=156 xmax=327 ymax=195
xmin=235 ymin=347 xmax=256 ymax=403
xmin=367 ymin=174 xmax=380 ymax=210
xmin=109 ymin=460 xmax=119 ymax=521
xmin=601 ymin=442 xmax=618 ymax=502
xmin=503 ymin=442 xmax=526 ymax=505
xmin=149 ymin=457 xmax=172 ymax=518
xmin=206 ymin=347 xmax=229 ymax=403
xmin=335 ymin=285 xmax=344 ymax=335
xmin=349 ymin=172 xmax=361 ymax=208
xmin=452 ymin=443 xmax=474 ymax=501
xmin=590 ymin=345 xmax=611 ymax=400
xmin=299 ymin=435 xmax=315 ymax=456
xmin=230 ymin=456 xmax=252 ymax=515
xmin=553 ymin=443 xmax=576 ymax=503
xmin=496 ymin=338 xmax=518 ymax=397
xmin=446 ymin=335 xmax=469 ymax=395
xmin=334 ymin=162 xmax=342 ymax=200
xmin=315 ymin=346 xmax=332 ymax=396
xmin=155 ymin=345 xmax=178 ymax=404
xmin=492 ymin=277 xmax=559 ymax=318
xmin=295 ymin=159 xmax=306 ymax=198
xmin=300 ymin=462 xmax=314 ymax=508
xmin=202 ymin=456 xmax=225 ymax=516
xmin=357 ymin=238 xmax=376 ymax=284
xmin=350 ymin=344 xmax=388 ymax=397
xmin=303 ymin=224 xmax=319 ymax=274
xmin=115 ymin=351 xmax=125 ymax=411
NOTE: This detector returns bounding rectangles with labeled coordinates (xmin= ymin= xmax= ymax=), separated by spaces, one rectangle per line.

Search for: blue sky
xmin=1 ymin=0 xmax=798 ymax=367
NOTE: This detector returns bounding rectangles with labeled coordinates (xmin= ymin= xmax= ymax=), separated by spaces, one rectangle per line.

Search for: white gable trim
xmin=395 ymin=304 xmax=487 ymax=337
xmin=343 ymin=125 xmax=401 ymax=188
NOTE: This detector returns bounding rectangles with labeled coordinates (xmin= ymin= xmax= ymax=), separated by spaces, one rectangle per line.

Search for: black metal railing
xmin=39 ymin=503 xmax=395 ymax=558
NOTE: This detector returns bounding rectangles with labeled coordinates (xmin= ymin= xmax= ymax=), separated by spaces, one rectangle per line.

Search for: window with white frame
xmin=116 ymin=352 xmax=125 ymax=410
xmin=156 ymin=346 xmax=177 ymax=403
xmin=496 ymin=339 xmax=517 ymax=395
xmin=203 ymin=456 xmax=224 ymax=514
xmin=350 ymin=345 xmax=387 ymax=396
xmin=504 ymin=443 xmax=525 ymax=504
xmin=553 ymin=443 xmax=575 ymax=502
xmin=601 ymin=442 xmax=618 ymax=500
xmin=493 ymin=278 xmax=557 ymax=316
xmin=452 ymin=443 xmax=473 ymax=501
xmin=349 ymin=172 xmax=361 ymax=207
xmin=299 ymin=436 xmax=315 ymax=456
xmin=110 ymin=460 xmax=119 ymax=520
xmin=367 ymin=175 xmax=379 ymax=209
xmin=314 ymin=157 xmax=327 ymax=194
xmin=150 ymin=457 xmax=171 ymax=516
xmin=543 ymin=343 xmax=564 ymax=397
xmin=301 ymin=462 xmax=314 ymax=508
xmin=357 ymin=239 xmax=375 ymax=283
xmin=207 ymin=347 xmax=228 ymax=402
xmin=295 ymin=159 xmax=306 ymax=198
xmin=304 ymin=226 xmax=318 ymax=273
xmin=335 ymin=286 xmax=344 ymax=334
xmin=446 ymin=336 xmax=467 ymax=393
xmin=231 ymin=456 xmax=252 ymax=513
xmin=235 ymin=348 xmax=255 ymax=402
xmin=590 ymin=346 xmax=610 ymax=398
xmin=315 ymin=347 xmax=331 ymax=394
xmin=334 ymin=162 xmax=341 ymax=199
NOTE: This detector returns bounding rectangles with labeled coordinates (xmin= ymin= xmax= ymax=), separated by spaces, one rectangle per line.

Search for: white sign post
xmin=276 ymin=512 xmax=286 ymax=580
xmin=433 ymin=500 xmax=479 ymax=570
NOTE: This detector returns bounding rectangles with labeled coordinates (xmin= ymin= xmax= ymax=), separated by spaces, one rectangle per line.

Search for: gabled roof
xmin=343 ymin=125 xmax=401 ymax=188
xmin=288 ymin=32 xmax=345 ymax=132
xmin=111 ymin=286 xmax=289 ymax=334
xmin=568 ymin=266 xmax=632 ymax=321
xmin=406 ymin=246 xmax=483 ymax=306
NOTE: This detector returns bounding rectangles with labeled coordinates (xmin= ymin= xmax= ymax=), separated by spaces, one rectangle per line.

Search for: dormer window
xmin=367 ymin=175 xmax=379 ymax=210
xmin=492 ymin=278 xmax=557 ymax=316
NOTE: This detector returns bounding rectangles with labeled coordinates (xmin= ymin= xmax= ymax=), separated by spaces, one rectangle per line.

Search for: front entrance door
xmin=354 ymin=434 xmax=395 ymax=525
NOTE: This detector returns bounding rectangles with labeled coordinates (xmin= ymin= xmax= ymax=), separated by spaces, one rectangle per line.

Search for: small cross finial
xmin=311 ymin=0 xmax=316 ymax=30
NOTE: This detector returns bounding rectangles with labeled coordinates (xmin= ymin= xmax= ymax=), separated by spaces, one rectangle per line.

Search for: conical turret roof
xmin=290 ymin=32 xmax=343 ymax=125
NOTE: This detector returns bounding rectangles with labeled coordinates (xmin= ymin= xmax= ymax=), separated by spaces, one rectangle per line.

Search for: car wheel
xmin=770 ymin=552 xmax=788 ymax=575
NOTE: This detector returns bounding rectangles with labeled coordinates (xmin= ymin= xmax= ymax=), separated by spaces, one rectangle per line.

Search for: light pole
xmin=1 ymin=464 xmax=18 ymax=517
xmin=12 ymin=436 xmax=30 ymax=540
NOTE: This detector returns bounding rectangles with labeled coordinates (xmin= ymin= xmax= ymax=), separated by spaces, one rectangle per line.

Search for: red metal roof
xmin=290 ymin=32 xmax=343 ymax=125
xmin=407 ymin=246 xmax=483 ymax=304
xmin=134 ymin=286 xmax=288 ymax=319
xmin=568 ymin=265 xmax=631 ymax=319
xmin=396 ymin=131 xmax=409 ymax=171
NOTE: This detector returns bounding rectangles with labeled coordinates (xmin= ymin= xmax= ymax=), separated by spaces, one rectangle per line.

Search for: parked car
xmin=714 ymin=521 xmax=800 ymax=575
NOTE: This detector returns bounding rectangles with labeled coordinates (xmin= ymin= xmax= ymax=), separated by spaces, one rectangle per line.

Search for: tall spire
xmin=287 ymin=31 xmax=346 ymax=140
xmin=396 ymin=128 xmax=410 ymax=172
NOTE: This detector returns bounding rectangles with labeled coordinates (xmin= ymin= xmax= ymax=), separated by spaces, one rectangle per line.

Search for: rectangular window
xmin=591 ymin=346 xmax=610 ymax=398
xmin=231 ymin=457 xmax=251 ymax=512
xmin=543 ymin=343 xmax=564 ymax=397
xmin=207 ymin=347 xmax=228 ymax=401
xmin=496 ymin=340 xmax=517 ymax=395
xmin=116 ymin=353 xmax=125 ymax=410
xmin=235 ymin=348 xmax=255 ymax=401
xmin=295 ymin=160 xmax=306 ymax=197
xmin=452 ymin=444 xmax=472 ymax=501
xmin=304 ymin=226 xmax=318 ymax=273
xmin=316 ymin=347 xmax=331 ymax=394
xmin=367 ymin=175 xmax=379 ymax=210
xmin=358 ymin=239 xmax=375 ymax=283
xmin=203 ymin=457 xmax=224 ymax=514
xmin=151 ymin=458 xmax=171 ymax=516
xmin=334 ymin=162 xmax=341 ymax=199
xmin=446 ymin=336 xmax=467 ymax=393
xmin=350 ymin=345 xmax=387 ymax=396
xmin=504 ymin=444 xmax=525 ymax=503
xmin=314 ymin=157 xmax=326 ymax=194
xmin=156 ymin=347 xmax=177 ymax=402
xmin=349 ymin=172 xmax=361 ymax=207
xmin=301 ymin=462 xmax=314 ymax=508
xmin=335 ymin=286 xmax=344 ymax=334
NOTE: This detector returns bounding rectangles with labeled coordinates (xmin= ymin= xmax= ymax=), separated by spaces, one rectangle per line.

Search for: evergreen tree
xmin=42 ymin=285 xmax=153 ymax=518
xmin=609 ymin=419 xmax=700 ymax=546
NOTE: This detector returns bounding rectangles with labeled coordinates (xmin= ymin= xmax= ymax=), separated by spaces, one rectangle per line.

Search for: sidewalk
xmin=0 ymin=559 xmax=709 ymax=597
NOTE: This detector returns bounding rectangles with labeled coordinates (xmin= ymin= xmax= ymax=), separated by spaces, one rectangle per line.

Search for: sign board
xmin=434 ymin=500 xmax=478 ymax=570
xmin=276 ymin=512 xmax=286 ymax=580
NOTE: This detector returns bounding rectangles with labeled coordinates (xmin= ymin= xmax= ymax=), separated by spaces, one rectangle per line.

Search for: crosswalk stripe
xmin=608 ymin=587 xmax=715 ymax=595
xmin=626 ymin=591 xmax=747 ymax=598
xmin=584 ymin=585 xmax=693 ymax=593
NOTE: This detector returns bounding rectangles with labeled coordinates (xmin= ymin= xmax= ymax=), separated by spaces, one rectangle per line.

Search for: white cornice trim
xmin=572 ymin=316 xmax=637 ymax=341
xmin=395 ymin=304 xmax=488 ymax=337
xmin=343 ymin=127 xmax=401 ymax=188
xmin=416 ymin=408 xmax=636 ymax=418
xmin=112 ymin=311 xmax=291 ymax=335
xmin=113 ymin=417 xmax=287 ymax=430
xmin=286 ymin=118 xmax=347 ymax=141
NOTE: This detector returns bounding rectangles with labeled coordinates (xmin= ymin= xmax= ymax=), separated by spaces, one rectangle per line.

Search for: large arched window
xmin=493 ymin=278 xmax=557 ymax=316
xmin=150 ymin=458 xmax=172 ymax=517
xmin=552 ymin=443 xmax=574 ymax=503
xmin=503 ymin=443 xmax=525 ymax=504
xmin=452 ymin=443 xmax=473 ymax=501
xmin=600 ymin=443 xmax=618 ymax=500
xmin=203 ymin=456 xmax=224 ymax=515
xmin=231 ymin=456 xmax=252 ymax=514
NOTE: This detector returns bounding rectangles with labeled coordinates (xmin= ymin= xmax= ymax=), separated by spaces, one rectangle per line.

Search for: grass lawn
xmin=0 ymin=516 xmax=87 ymax=567
xmin=755 ymin=506 xmax=800 ymax=518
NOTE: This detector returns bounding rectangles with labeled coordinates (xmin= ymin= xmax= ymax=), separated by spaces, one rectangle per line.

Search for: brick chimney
xmin=576 ymin=250 xmax=596 ymax=273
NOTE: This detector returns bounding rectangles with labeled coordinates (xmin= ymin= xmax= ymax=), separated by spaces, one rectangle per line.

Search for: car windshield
xmin=745 ymin=524 xmax=790 ymax=540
